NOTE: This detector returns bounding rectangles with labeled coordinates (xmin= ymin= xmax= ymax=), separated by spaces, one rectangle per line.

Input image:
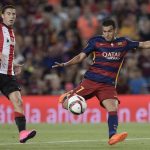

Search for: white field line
xmin=0 ymin=138 xmax=150 ymax=146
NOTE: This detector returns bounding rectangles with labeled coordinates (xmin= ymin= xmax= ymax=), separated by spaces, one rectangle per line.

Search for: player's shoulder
xmin=116 ymin=37 xmax=128 ymax=41
xmin=0 ymin=23 xmax=6 ymax=30
xmin=88 ymin=35 xmax=104 ymax=43
xmin=116 ymin=36 xmax=135 ymax=42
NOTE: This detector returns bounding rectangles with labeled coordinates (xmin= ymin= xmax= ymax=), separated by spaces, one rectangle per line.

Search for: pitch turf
xmin=0 ymin=123 xmax=150 ymax=150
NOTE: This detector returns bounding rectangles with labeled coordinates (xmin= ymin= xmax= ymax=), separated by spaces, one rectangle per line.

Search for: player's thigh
xmin=96 ymin=84 xmax=120 ymax=109
xmin=1 ymin=75 xmax=21 ymax=100
xmin=72 ymin=79 xmax=97 ymax=100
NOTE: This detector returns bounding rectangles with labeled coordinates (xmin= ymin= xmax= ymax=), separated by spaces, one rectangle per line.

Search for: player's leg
xmin=102 ymin=99 xmax=128 ymax=145
xmin=59 ymin=90 xmax=74 ymax=109
xmin=1 ymin=75 xmax=36 ymax=143
xmin=9 ymin=91 xmax=25 ymax=131
xmin=59 ymin=79 xmax=96 ymax=110
xmin=59 ymin=90 xmax=73 ymax=104
xmin=102 ymin=99 xmax=119 ymax=138
xmin=9 ymin=91 xmax=36 ymax=143
xmin=96 ymin=83 xmax=127 ymax=145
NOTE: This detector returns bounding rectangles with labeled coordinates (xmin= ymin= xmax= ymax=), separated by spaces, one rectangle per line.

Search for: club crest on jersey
xmin=102 ymin=52 xmax=121 ymax=60
xmin=118 ymin=42 xmax=123 ymax=46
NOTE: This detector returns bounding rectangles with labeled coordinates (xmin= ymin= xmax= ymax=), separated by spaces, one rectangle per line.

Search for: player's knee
xmin=11 ymin=98 xmax=23 ymax=107
xmin=102 ymin=99 xmax=118 ymax=112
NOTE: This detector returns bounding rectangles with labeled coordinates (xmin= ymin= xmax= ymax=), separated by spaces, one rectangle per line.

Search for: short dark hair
xmin=2 ymin=5 xmax=16 ymax=14
xmin=102 ymin=19 xmax=116 ymax=29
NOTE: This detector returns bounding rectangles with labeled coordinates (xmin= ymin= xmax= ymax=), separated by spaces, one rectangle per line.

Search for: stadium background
xmin=0 ymin=1 xmax=150 ymax=150
xmin=0 ymin=0 xmax=150 ymax=124
xmin=0 ymin=0 xmax=150 ymax=95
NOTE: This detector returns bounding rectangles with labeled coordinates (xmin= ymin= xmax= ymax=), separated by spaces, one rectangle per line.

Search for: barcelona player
xmin=52 ymin=19 xmax=150 ymax=145
xmin=0 ymin=5 xmax=36 ymax=143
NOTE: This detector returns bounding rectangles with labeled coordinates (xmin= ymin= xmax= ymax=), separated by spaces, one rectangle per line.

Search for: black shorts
xmin=0 ymin=74 xmax=21 ymax=98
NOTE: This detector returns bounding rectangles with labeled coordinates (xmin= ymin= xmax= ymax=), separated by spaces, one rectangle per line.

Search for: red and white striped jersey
xmin=0 ymin=23 xmax=15 ymax=75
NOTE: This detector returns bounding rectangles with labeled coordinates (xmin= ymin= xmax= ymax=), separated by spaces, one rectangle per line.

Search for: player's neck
xmin=102 ymin=36 xmax=117 ymax=42
xmin=2 ymin=22 xmax=13 ymax=29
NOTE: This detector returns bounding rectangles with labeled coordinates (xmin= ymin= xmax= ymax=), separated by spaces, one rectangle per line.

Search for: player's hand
xmin=52 ymin=62 xmax=65 ymax=68
xmin=14 ymin=63 xmax=24 ymax=75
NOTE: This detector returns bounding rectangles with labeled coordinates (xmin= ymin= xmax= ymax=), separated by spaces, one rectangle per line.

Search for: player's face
xmin=102 ymin=25 xmax=116 ymax=41
xmin=2 ymin=8 xmax=16 ymax=27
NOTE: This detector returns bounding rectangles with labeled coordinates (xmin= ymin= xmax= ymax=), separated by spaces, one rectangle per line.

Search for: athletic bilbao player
xmin=0 ymin=5 xmax=36 ymax=143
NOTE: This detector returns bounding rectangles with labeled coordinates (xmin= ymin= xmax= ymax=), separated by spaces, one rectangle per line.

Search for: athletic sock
xmin=108 ymin=111 xmax=118 ymax=138
xmin=14 ymin=112 xmax=26 ymax=132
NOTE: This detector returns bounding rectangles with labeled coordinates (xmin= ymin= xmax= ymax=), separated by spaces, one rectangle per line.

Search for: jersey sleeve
xmin=125 ymin=38 xmax=139 ymax=49
xmin=82 ymin=39 xmax=95 ymax=56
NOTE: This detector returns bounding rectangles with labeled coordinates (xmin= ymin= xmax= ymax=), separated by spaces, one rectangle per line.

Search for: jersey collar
xmin=2 ymin=23 xmax=12 ymax=29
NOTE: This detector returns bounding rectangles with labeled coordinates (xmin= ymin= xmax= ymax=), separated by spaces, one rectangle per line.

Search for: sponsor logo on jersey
xmin=102 ymin=52 xmax=121 ymax=60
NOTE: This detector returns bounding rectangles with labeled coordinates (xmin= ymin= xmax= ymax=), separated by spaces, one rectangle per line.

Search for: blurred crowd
xmin=0 ymin=0 xmax=150 ymax=95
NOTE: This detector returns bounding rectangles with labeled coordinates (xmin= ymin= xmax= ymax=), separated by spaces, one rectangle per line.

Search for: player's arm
xmin=52 ymin=52 xmax=87 ymax=68
xmin=139 ymin=41 xmax=150 ymax=49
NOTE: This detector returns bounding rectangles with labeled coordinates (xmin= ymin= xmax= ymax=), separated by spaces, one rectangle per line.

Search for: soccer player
xmin=0 ymin=5 xmax=36 ymax=143
xmin=52 ymin=19 xmax=150 ymax=145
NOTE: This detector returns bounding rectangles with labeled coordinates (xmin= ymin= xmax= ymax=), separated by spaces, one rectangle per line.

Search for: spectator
xmin=77 ymin=5 xmax=99 ymax=44
xmin=128 ymin=68 xmax=148 ymax=94
xmin=0 ymin=0 xmax=149 ymax=94
xmin=138 ymin=48 xmax=150 ymax=90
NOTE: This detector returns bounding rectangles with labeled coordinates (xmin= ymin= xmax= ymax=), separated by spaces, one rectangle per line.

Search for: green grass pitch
xmin=0 ymin=123 xmax=150 ymax=150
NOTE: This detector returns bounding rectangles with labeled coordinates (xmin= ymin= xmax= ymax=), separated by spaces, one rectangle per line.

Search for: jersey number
xmin=76 ymin=86 xmax=85 ymax=93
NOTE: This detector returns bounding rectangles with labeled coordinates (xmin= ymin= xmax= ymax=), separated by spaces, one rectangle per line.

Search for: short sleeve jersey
xmin=82 ymin=35 xmax=139 ymax=86
xmin=0 ymin=23 xmax=15 ymax=75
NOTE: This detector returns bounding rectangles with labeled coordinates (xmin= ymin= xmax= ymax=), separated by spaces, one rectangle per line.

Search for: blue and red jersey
xmin=82 ymin=36 xmax=139 ymax=86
